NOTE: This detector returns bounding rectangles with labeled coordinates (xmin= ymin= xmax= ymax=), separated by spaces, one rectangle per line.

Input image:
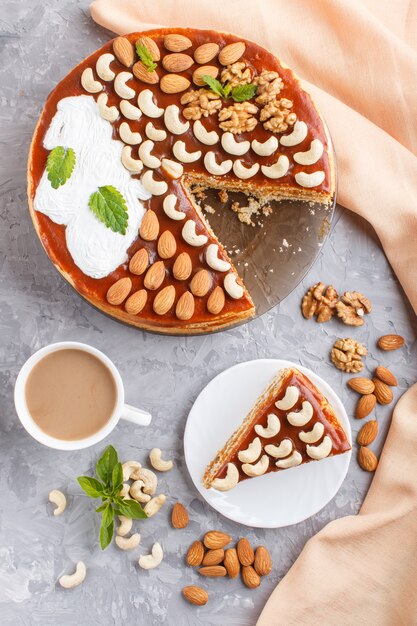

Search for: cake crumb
xmin=218 ymin=189 xmax=229 ymax=203
xmin=282 ymin=238 xmax=289 ymax=248
xmin=203 ymin=204 xmax=216 ymax=214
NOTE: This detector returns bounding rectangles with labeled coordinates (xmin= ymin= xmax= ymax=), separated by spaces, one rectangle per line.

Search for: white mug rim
xmin=14 ymin=341 xmax=125 ymax=450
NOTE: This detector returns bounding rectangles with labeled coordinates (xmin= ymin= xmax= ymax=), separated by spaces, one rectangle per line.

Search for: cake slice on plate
xmin=203 ymin=367 xmax=351 ymax=491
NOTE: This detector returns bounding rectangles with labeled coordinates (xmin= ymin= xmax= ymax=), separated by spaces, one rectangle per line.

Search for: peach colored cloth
xmin=90 ymin=1 xmax=417 ymax=623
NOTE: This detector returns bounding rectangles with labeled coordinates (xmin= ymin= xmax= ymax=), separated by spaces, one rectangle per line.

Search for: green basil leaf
xmin=201 ymin=75 xmax=225 ymax=98
xmin=100 ymin=514 xmax=114 ymax=550
xmin=111 ymin=462 xmax=123 ymax=491
xmin=96 ymin=502 xmax=109 ymax=513
xmin=101 ymin=503 xmax=115 ymax=528
xmin=135 ymin=42 xmax=157 ymax=72
xmin=46 ymin=146 xmax=76 ymax=189
xmin=77 ymin=476 xmax=105 ymax=498
xmin=96 ymin=445 xmax=119 ymax=486
xmin=88 ymin=186 xmax=129 ymax=235
xmin=116 ymin=499 xmax=147 ymax=519
xmin=231 ymin=83 xmax=257 ymax=103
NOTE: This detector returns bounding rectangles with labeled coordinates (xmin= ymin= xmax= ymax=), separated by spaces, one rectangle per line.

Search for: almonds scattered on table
xmin=377 ymin=334 xmax=404 ymax=351
xmin=357 ymin=420 xmax=378 ymax=446
xmin=355 ymin=393 xmax=376 ymax=419
xmin=358 ymin=446 xmax=378 ymax=472
xmin=183 ymin=585 xmax=209 ymax=606
xmin=372 ymin=378 xmax=394 ymax=405
xmin=171 ymin=503 xmax=189 ymax=529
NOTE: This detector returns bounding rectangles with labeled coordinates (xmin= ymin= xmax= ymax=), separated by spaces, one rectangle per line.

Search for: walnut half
xmin=301 ymin=282 xmax=339 ymax=323
xmin=331 ymin=338 xmax=367 ymax=373
xmin=336 ymin=292 xmax=372 ymax=326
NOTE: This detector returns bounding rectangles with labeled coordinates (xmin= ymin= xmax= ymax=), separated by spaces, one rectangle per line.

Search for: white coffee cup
xmin=14 ymin=341 xmax=151 ymax=451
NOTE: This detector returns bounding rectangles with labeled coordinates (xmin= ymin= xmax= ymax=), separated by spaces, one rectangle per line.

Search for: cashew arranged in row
xmin=275 ymin=450 xmax=302 ymax=469
xmin=97 ymin=93 xmax=119 ymax=123
xmin=163 ymin=194 xmax=186 ymax=220
xmin=81 ymin=68 xmax=102 ymax=94
xmin=130 ymin=479 xmax=151 ymax=503
xmin=287 ymin=401 xmax=313 ymax=427
xmin=122 ymin=461 xmax=142 ymax=482
xmin=265 ymin=438 xmax=293 ymax=459
xmin=211 ymin=463 xmax=239 ymax=491
xmin=205 ymin=244 xmax=231 ymax=272
xmin=161 ymin=158 xmax=183 ymax=179
xmin=144 ymin=494 xmax=166 ymax=517
xmin=299 ymin=422 xmax=324 ymax=444
xmin=164 ymin=105 xmax=189 ymax=135
xmin=121 ymin=146 xmax=143 ymax=174
xmin=238 ymin=436 xmax=262 ymax=464
xmin=115 ymin=533 xmax=141 ymax=550
xmin=306 ymin=435 xmax=332 ymax=460
xmin=59 ymin=561 xmax=86 ymax=589
xmin=138 ymin=89 xmax=164 ymax=118
xmin=255 ymin=413 xmax=281 ymax=438
xmin=49 ymin=490 xmax=67 ymax=516
xmin=241 ymin=454 xmax=269 ymax=477
xmin=138 ymin=542 xmax=163 ymax=570
xmin=280 ymin=120 xmax=308 ymax=147
xmin=261 ymin=155 xmax=289 ymax=179
xmin=96 ymin=53 xmax=115 ymax=81
xmin=294 ymin=139 xmax=324 ymax=166
xmin=139 ymin=140 xmax=161 ymax=169
xmin=145 ymin=122 xmax=167 ymax=142
xmin=221 ymin=132 xmax=250 ymax=156
xmin=252 ymin=136 xmax=278 ymax=157
xmin=275 ymin=386 xmax=299 ymax=411
xmin=224 ymin=273 xmax=243 ymax=299
xmin=233 ymin=160 xmax=259 ymax=180
xmin=149 ymin=448 xmax=173 ymax=472
xmin=182 ymin=220 xmax=208 ymax=247
xmin=204 ymin=151 xmax=232 ymax=176
xmin=119 ymin=121 xmax=142 ymax=145
xmin=193 ymin=120 xmax=219 ymax=145
xmin=294 ymin=170 xmax=325 ymax=188
xmin=117 ymin=515 xmax=133 ymax=536
xmin=173 ymin=141 xmax=201 ymax=163
xmin=141 ymin=170 xmax=168 ymax=196
xmin=114 ymin=71 xmax=135 ymax=99
xmin=120 ymin=99 xmax=142 ymax=121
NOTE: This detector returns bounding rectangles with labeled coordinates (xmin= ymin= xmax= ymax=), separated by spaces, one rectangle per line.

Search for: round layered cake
xmin=27 ymin=28 xmax=335 ymax=334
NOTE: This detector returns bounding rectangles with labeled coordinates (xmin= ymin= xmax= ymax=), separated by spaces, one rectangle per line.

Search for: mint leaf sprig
xmin=88 ymin=185 xmax=129 ymax=235
xmin=135 ymin=42 xmax=157 ymax=72
xmin=77 ymin=445 xmax=147 ymax=550
xmin=201 ymin=76 xmax=257 ymax=103
xmin=46 ymin=146 xmax=76 ymax=189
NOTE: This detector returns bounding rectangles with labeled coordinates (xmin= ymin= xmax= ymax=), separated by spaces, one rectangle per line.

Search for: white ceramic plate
xmin=184 ymin=359 xmax=352 ymax=528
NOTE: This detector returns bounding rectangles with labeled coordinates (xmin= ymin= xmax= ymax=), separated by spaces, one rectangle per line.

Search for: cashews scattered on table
xmin=306 ymin=435 xmax=332 ymax=460
xmin=211 ymin=463 xmax=239 ymax=491
xmin=261 ymin=155 xmax=289 ymax=179
xmin=145 ymin=122 xmax=167 ymax=142
xmin=299 ymin=422 xmax=325 ymax=444
xmin=141 ymin=170 xmax=168 ymax=196
xmin=134 ymin=468 xmax=158 ymax=495
xmin=241 ymin=454 xmax=269 ymax=477
xmin=81 ymin=68 xmax=102 ymax=94
xmin=233 ymin=160 xmax=260 ymax=180
xmin=144 ymin=494 xmax=167 ymax=517
xmin=204 ymin=151 xmax=232 ymax=176
xmin=121 ymin=146 xmax=143 ymax=174
xmin=294 ymin=171 xmax=325 ymax=188
xmin=251 ymin=136 xmax=278 ymax=157
xmin=255 ymin=413 xmax=281 ymax=438
xmin=138 ymin=90 xmax=164 ymax=118
xmin=96 ymin=53 xmax=115 ymax=81
xmin=122 ymin=461 xmax=142 ymax=482
xmin=280 ymin=121 xmax=308 ymax=147
xmin=294 ymin=139 xmax=324 ymax=165
xmin=275 ymin=386 xmax=299 ymax=410
xmin=115 ymin=533 xmax=141 ymax=550
xmin=49 ymin=490 xmax=67 ymax=516
xmin=221 ymin=132 xmax=250 ymax=156
xmin=173 ymin=140 xmax=201 ymax=163
xmin=205 ymin=244 xmax=231 ymax=272
xmin=182 ymin=220 xmax=208 ymax=246
xmin=130 ymin=480 xmax=151 ymax=503
xmin=238 ymin=436 xmax=262 ymax=464
xmin=161 ymin=158 xmax=183 ymax=179
xmin=114 ymin=71 xmax=135 ymax=99
xmin=139 ymin=140 xmax=161 ymax=169
xmin=120 ymin=99 xmax=142 ymax=121
xmin=97 ymin=93 xmax=119 ymax=123
xmin=119 ymin=121 xmax=142 ymax=145
xmin=163 ymin=194 xmax=186 ymax=220
xmin=117 ymin=515 xmax=133 ymax=537
xmin=193 ymin=120 xmax=219 ymax=145
xmin=59 ymin=561 xmax=86 ymax=589
xmin=138 ymin=542 xmax=163 ymax=570
xmin=224 ymin=273 xmax=243 ymax=299
xmin=149 ymin=448 xmax=174 ymax=472
xmin=287 ymin=400 xmax=314 ymax=427
xmin=265 ymin=439 xmax=293 ymax=459
xmin=164 ymin=105 xmax=189 ymax=134
xmin=275 ymin=450 xmax=302 ymax=469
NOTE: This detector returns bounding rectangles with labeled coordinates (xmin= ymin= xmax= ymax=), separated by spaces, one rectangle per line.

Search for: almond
xmin=113 ymin=36 xmax=135 ymax=67
xmin=162 ymin=53 xmax=194 ymax=73
xmin=198 ymin=565 xmax=227 ymax=577
xmin=182 ymin=585 xmax=208 ymax=606
xmin=203 ymin=530 xmax=232 ymax=550
xmin=194 ymin=42 xmax=220 ymax=64
xmin=171 ymin=503 xmax=189 ymax=529
xmin=160 ymin=74 xmax=191 ymax=94
xmin=173 ymin=253 xmax=192 ymax=281
xmin=132 ymin=61 xmax=159 ymax=84
xmin=375 ymin=366 xmax=398 ymax=386
xmin=124 ymin=289 xmax=147 ymax=315
xmin=223 ymin=548 xmax=240 ymax=579
xmin=207 ymin=286 xmax=225 ymax=314
xmin=242 ymin=565 xmax=261 ymax=589
xmin=237 ymin=538 xmax=254 ymax=566
xmin=347 ymin=377 xmax=375 ymax=395
xmin=106 ymin=277 xmax=132 ymax=305
xmin=190 ymin=269 xmax=211 ymax=297
xmin=136 ymin=36 xmax=160 ymax=61
xmin=153 ymin=285 xmax=175 ymax=315
xmin=218 ymin=41 xmax=246 ymax=66
xmin=186 ymin=541 xmax=204 ymax=567
xmin=144 ymin=261 xmax=165 ymax=290
xmin=377 ymin=334 xmax=404 ymax=351
xmin=192 ymin=65 xmax=219 ymax=86
xmin=176 ymin=291 xmax=195 ymax=321
xmin=157 ymin=230 xmax=177 ymax=259
xmin=164 ymin=33 xmax=192 ymax=52
xmin=373 ymin=378 xmax=394 ymax=405
xmin=357 ymin=420 xmax=378 ymax=446
xmin=358 ymin=446 xmax=378 ymax=472
xmin=355 ymin=393 xmax=376 ymax=419
xmin=129 ymin=248 xmax=149 ymax=275
xmin=254 ymin=546 xmax=272 ymax=577
xmin=140 ymin=210 xmax=159 ymax=241
xmin=202 ymin=548 xmax=225 ymax=566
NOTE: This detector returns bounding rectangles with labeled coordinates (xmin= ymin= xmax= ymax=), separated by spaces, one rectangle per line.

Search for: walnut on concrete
xmin=253 ymin=70 xmax=284 ymax=105
xmin=220 ymin=62 xmax=253 ymax=88
xmin=336 ymin=291 xmax=372 ymax=326
xmin=181 ymin=89 xmax=222 ymax=120
xmin=302 ymin=282 xmax=339 ymax=323
xmin=218 ymin=102 xmax=259 ymax=134
xmin=331 ymin=338 xmax=368 ymax=373
xmin=260 ymin=98 xmax=296 ymax=133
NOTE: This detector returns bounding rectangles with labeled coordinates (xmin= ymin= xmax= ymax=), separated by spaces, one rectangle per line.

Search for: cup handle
xmin=120 ymin=403 xmax=152 ymax=427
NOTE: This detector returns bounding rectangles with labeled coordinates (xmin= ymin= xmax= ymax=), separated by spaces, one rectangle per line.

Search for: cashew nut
xmin=144 ymin=494 xmax=166 ymax=517
xmin=138 ymin=89 xmax=164 ymax=118
xmin=280 ymin=120 xmax=308 ymax=147
xmin=163 ymin=194 xmax=186 ymax=221
xmin=233 ymin=160 xmax=260 ymax=180
xmin=115 ymin=533 xmax=141 ymax=550
xmin=204 ymin=151 xmax=232 ymax=176
xmin=114 ymin=71 xmax=135 ymax=99
xmin=275 ymin=386 xmax=299 ymax=411
xmin=97 ymin=93 xmax=119 ymax=123
xmin=224 ymin=273 xmax=243 ymax=299
xmin=182 ymin=220 xmax=208 ymax=247
xmin=173 ymin=141 xmax=201 ymax=163
xmin=164 ymin=105 xmax=189 ymax=135
xmin=59 ymin=562 xmax=86 ymax=589
xmin=122 ymin=461 xmax=142 ymax=482
xmin=294 ymin=171 xmax=325 ymax=188
xmin=265 ymin=439 xmax=293 ymax=459
xmin=205 ymin=244 xmax=231 ymax=272
xmin=96 ymin=53 xmax=115 ymax=81
xmin=238 ymin=437 xmax=262 ymax=464
xmin=130 ymin=480 xmax=151 ymax=503
xmin=254 ymin=413 xmax=280 ymax=439
xmin=221 ymin=132 xmax=250 ymax=156
xmin=138 ymin=542 xmax=163 ymax=570
xmin=299 ymin=422 xmax=325 ymax=444
xmin=275 ymin=450 xmax=302 ymax=469
xmin=120 ymin=99 xmax=142 ymax=121
xmin=121 ymin=146 xmax=143 ymax=174
xmin=145 ymin=122 xmax=167 ymax=142
xmin=211 ymin=463 xmax=239 ymax=491
xmin=117 ymin=515 xmax=133 ymax=536
xmin=287 ymin=401 xmax=314 ymax=427
xmin=251 ymin=136 xmax=278 ymax=157
xmin=141 ymin=170 xmax=168 ymax=196
xmin=241 ymin=454 xmax=269 ymax=477
xmin=161 ymin=158 xmax=183 ymax=179
xmin=138 ymin=140 xmax=161 ymax=169
xmin=294 ymin=139 xmax=324 ymax=165
xmin=119 ymin=121 xmax=142 ymax=145
xmin=49 ymin=489 xmax=66 ymax=516
xmin=81 ymin=68 xmax=102 ymax=94
xmin=306 ymin=435 xmax=332 ymax=460
xmin=261 ymin=155 xmax=289 ymax=179
xmin=149 ymin=448 xmax=173 ymax=472
xmin=193 ymin=120 xmax=219 ymax=145
xmin=134 ymin=468 xmax=158 ymax=495
xmin=119 ymin=483 xmax=131 ymax=498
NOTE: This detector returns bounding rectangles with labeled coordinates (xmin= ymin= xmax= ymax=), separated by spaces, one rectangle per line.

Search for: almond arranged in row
xmin=193 ymin=65 xmax=219 ymax=86
xmin=207 ymin=286 xmax=225 ymax=314
xmin=129 ymin=248 xmax=149 ymax=275
xmin=113 ymin=36 xmax=135 ymax=67
xmin=160 ymin=74 xmax=191 ymax=93
xmin=153 ymin=285 xmax=175 ymax=315
xmin=164 ymin=33 xmax=192 ymax=52
xmin=125 ymin=289 xmax=147 ymax=315
xmin=106 ymin=277 xmax=132 ymax=305
xmin=132 ymin=61 xmax=159 ymax=84
xmin=136 ymin=35 xmax=160 ymax=61
xmin=176 ymin=291 xmax=195 ymax=321
xmin=190 ymin=269 xmax=211 ymax=297
xmin=162 ymin=53 xmax=194 ymax=73
xmin=144 ymin=260 xmax=165 ymax=290
xmin=218 ymin=41 xmax=245 ymax=65
xmin=194 ymin=42 xmax=220 ymax=64
xmin=173 ymin=253 xmax=192 ymax=281
xmin=140 ymin=210 xmax=159 ymax=241
xmin=157 ymin=230 xmax=177 ymax=259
